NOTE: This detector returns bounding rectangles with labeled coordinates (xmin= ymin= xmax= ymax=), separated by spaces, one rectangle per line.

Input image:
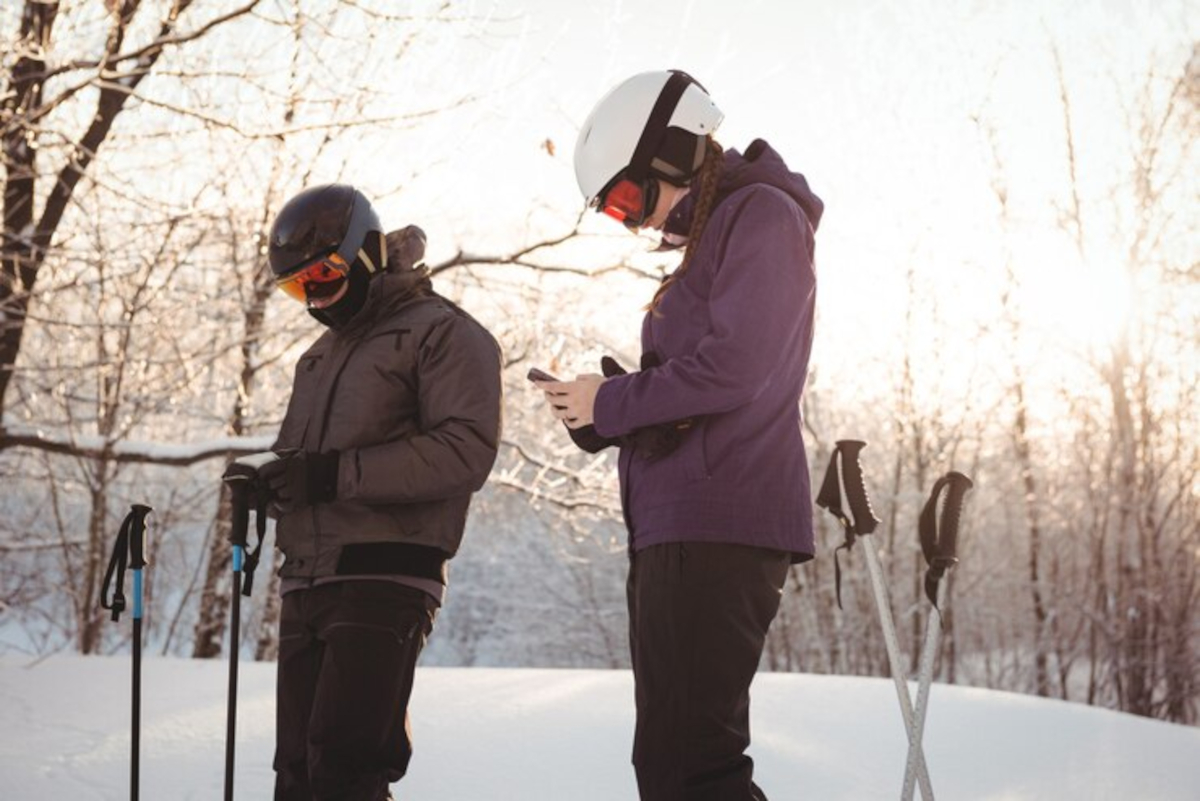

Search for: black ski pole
xmin=902 ymin=471 xmax=973 ymax=801
xmin=100 ymin=503 xmax=153 ymax=801
xmin=220 ymin=454 xmax=272 ymax=801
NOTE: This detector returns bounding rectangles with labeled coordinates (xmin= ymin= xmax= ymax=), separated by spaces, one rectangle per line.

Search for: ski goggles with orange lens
xmin=595 ymin=174 xmax=659 ymax=229
xmin=274 ymin=251 xmax=351 ymax=303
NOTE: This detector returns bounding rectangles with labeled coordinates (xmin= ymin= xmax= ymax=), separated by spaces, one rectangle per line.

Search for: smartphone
xmin=526 ymin=367 xmax=560 ymax=383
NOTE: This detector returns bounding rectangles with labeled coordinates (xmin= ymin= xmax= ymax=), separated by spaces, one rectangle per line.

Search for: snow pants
xmin=274 ymin=581 xmax=436 ymax=801
xmin=627 ymin=542 xmax=791 ymax=801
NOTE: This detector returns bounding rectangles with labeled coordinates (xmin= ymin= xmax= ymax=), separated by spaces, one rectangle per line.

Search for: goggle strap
xmin=626 ymin=70 xmax=693 ymax=183
xmin=335 ymin=195 xmax=374 ymax=266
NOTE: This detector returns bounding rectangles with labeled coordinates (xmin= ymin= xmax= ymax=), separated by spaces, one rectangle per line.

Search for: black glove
xmin=564 ymin=352 xmax=698 ymax=461
xmin=628 ymin=418 xmax=694 ymax=462
xmin=221 ymin=461 xmax=258 ymax=484
xmin=566 ymin=356 xmax=628 ymax=454
xmin=222 ymin=451 xmax=281 ymax=483
xmin=257 ymin=449 xmax=340 ymax=513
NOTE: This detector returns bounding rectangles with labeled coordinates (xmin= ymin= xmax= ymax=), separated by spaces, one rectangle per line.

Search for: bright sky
xmin=260 ymin=0 xmax=1194 ymax=396
xmin=380 ymin=3 xmax=1188 ymax=286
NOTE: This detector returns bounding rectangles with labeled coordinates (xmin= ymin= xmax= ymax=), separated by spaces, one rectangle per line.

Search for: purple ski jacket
xmin=592 ymin=140 xmax=822 ymax=562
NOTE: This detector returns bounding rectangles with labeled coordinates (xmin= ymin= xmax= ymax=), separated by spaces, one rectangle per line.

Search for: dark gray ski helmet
xmin=268 ymin=184 xmax=385 ymax=278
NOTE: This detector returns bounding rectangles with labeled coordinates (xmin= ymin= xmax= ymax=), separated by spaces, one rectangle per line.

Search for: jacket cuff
xmin=593 ymin=375 xmax=632 ymax=438
xmin=308 ymin=451 xmax=340 ymax=503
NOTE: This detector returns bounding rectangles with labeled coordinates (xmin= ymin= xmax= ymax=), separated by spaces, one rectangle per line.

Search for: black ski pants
xmin=627 ymin=542 xmax=790 ymax=801
xmin=274 ymin=581 xmax=436 ymax=801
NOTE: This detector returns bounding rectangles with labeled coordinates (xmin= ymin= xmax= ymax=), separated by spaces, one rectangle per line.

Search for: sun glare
xmin=1018 ymin=234 xmax=1134 ymax=352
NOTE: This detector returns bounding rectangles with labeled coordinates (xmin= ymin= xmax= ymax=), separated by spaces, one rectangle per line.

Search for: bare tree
xmin=1 ymin=0 xmax=600 ymax=661
xmin=1 ymin=1 xmax=264 ymax=431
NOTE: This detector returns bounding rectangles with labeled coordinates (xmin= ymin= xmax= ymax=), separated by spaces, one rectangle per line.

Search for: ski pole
xmin=100 ymin=503 xmax=154 ymax=801
xmin=901 ymin=472 xmax=973 ymax=801
xmin=220 ymin=454 xmax=273 ymax=801
xmin=816 ymin=440 xmax=934 ymax=801
xmin=224 ymin=471 xmax=249 ymax=801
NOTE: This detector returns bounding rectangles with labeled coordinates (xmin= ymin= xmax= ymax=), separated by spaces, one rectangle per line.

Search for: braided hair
xmin=648 ymin=136 xmax=725 ymax=313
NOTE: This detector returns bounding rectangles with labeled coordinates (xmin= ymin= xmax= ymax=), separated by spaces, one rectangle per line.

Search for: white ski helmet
xmin=574 ymin=70 xmax=724 ymax=208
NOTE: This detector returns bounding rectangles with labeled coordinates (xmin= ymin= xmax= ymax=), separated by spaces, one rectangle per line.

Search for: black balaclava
xmin=307 ymin=232 xmax=384 ymax=330
xmin=307 ymin=261 xmax=372 ymax=329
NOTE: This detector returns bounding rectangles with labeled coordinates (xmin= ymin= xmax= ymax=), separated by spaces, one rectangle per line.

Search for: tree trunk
xmin=0 ymin=2 xmax=60 ymax=422
xmin=192 ymin=488 xmax=234 ymax=658
xmin=78 ymin=461 xmax=111 ymax=654
xmin=191 ymin=229 xmax=274 ymax=658
xmin=1012 ymin=380 xmax=1051 ymax=697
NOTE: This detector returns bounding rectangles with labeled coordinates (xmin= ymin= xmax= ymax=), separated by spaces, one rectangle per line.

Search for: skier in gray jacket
xmin=250 ymin=184 xmax=502 ymax=800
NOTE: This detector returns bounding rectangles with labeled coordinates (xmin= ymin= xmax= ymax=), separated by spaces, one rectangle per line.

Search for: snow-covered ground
xmin=2 ymin=655 xmax=1197 ymax=800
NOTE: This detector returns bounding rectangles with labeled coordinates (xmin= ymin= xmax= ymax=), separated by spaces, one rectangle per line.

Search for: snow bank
xmin=1 ymin=656 xmax=1197 ymax=799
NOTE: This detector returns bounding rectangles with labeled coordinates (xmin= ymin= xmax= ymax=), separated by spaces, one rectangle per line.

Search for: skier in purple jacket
xmin=537 ymin=70 xmax=822 ymax=800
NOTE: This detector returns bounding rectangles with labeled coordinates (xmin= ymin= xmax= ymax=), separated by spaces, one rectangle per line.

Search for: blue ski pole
xmin=100 ymin=503 xmax=154 ymax=801
xmin=220 ymin=453 xmax=273 ymax=800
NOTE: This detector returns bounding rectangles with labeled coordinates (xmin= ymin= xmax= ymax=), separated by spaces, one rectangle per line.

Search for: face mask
xmin=307 ymin=262 xmax=371 ymax=330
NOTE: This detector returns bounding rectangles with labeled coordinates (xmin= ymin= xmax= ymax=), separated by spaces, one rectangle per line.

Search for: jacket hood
xmin=663 ymin=139 xmax=823 ymax=241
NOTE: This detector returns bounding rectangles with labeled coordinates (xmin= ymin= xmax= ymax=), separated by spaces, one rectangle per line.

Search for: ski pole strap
xmin=816 ymin=448 xmax=852 ymax=610
xmin=239 ymin=487 xmax=268 ymax=598
xmin=222 ymin=452 xmax=283 ymax=598
xmin=831 ymin=542 xmax=850 ymax=611
xmin=918 ymin=471 xmax=973 ymax=609
xmin=99 ymin=519 xmax=129 ymax=622
xmin=100 ymin=505 xmax=153 ymax=622
xmin=815 ymin=440 xmax=882 ymax=609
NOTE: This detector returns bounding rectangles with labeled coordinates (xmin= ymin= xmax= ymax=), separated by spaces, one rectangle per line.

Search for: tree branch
xmin=0 ymin=423 xmax=274 ymax=465
xmin=428 ymin=214 xmax=662 ymax=282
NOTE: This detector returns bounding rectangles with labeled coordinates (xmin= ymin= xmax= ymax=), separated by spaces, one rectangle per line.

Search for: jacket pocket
xmin=679 ymin=418 xmax=710 ymax=482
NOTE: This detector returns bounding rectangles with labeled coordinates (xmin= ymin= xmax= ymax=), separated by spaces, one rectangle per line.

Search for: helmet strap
xmin=626 ymin=70 xmax=694 ymax=184
xmin=357 ymin=232 xmax=387 ymax=274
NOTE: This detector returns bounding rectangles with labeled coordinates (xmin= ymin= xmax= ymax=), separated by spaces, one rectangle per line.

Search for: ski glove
xmin=566 ymin=356 xmax=628 ymax=453
xmin=564 ymin=353 xmax=697 ymax=462
xmin=257 ymin=449 xmax=340 ymax=513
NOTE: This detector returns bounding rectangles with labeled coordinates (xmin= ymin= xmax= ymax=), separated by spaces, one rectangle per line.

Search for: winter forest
xmin=1 ymin=0 xmax=1196 ymax=731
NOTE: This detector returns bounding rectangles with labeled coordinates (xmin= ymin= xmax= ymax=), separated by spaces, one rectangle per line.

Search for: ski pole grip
xmin=222 ymin=452 xmax=277 ymax=548
xmin=835 ymin=440 xmax=880 ymax=535
xmin=937 ymin=471 xmax=973 ymax=563
xmin=127 ymin=504 xmax=153 ymax=570
xmin=223 ymin=471 xmax=254 ymax=549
